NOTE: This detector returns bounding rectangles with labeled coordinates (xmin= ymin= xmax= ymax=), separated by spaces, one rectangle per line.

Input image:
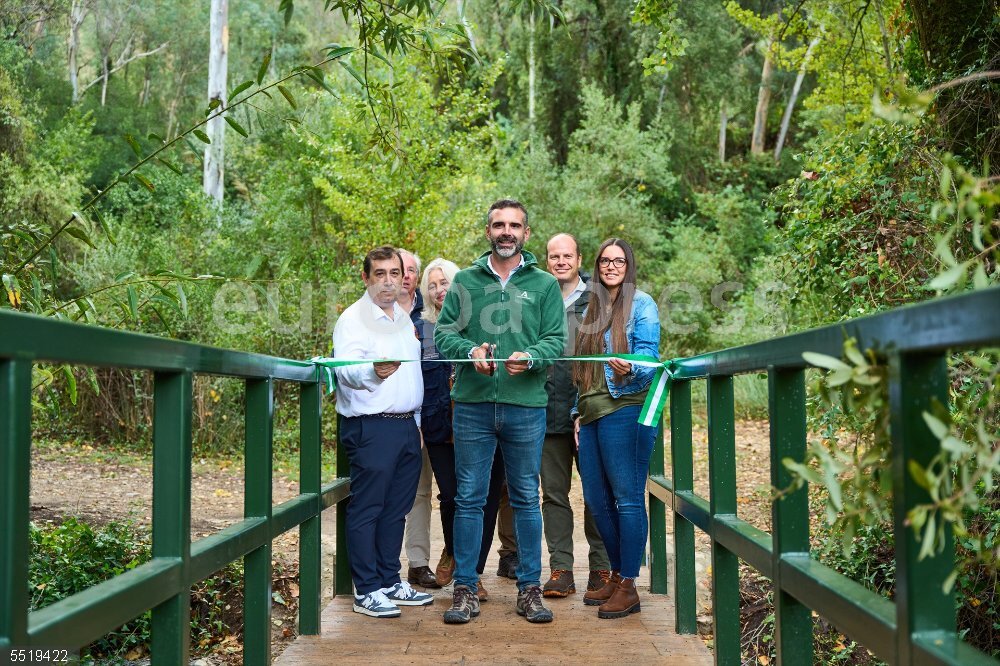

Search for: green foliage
xmin=495 ymin=82 xmax=674 ymax=269
xmin=30 ymin=517 xmax=151 ymax=658
xmin=788 ymin=339 xmax=892 ymax=556
xmin=632 ymin=0 xmax=687 ymax=74
xmin=29 ymin=517 xmax=247 ymax=660
xmin=770 ymin=120 xmax=943 ymax=323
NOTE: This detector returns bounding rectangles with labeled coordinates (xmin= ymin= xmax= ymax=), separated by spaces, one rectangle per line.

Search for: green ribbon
xmin=310 ymin=353 xmax=675 ymax=428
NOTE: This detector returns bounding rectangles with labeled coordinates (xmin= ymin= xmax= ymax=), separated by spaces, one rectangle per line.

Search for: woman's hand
xmin=607 ymin=358 xmax=632 ymax=376
xmin=573 ymin=416 xmax=581 ymax=450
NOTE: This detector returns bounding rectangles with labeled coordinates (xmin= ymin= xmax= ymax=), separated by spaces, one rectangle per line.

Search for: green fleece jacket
xmin=434 ymin=250 xmax=567 ymax=407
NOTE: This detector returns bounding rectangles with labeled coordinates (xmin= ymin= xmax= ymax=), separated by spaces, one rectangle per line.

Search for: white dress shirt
xmin=563 ymin=276 xmax=586 ymax=308
xmin=333 ymin=290 xmax=423 ymax=425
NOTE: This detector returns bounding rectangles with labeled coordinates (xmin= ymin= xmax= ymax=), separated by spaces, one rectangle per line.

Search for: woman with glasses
xmin=571 ymin=238 xmax=660 ymax=619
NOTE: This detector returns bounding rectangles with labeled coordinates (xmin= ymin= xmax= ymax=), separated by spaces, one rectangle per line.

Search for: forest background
xmin=2 ymin=0 xmax=998 ymax=662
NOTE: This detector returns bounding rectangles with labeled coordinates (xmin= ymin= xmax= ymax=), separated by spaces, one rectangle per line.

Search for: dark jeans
xmin=340 ymin=414 xmax=422 ymax=594
xmin=426 ymin=441 xmax=505 ymax=574
xmin=577 ymin=405 xmax=656 ymax=579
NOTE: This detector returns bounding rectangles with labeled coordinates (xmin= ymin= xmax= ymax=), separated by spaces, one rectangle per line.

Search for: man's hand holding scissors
xmin=471 ymin=342 xmax=497 ymax=376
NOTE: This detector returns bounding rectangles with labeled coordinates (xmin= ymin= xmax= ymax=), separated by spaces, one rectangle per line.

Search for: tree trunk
xmin=527 ymin=7 xmax=536 ymax=149
xmin=656 ymin=75 xmax=667 ymax=117
xmin=774 ymin=35 xmax=820 ymax=162
xmin=204 ymin=0 xmax=228 ymax=205
xmin=139 ymin=61 xmax=151 ymax=105
xmin=750 ymin=39 xmax=774 ymax=155
xmin=719 ymin=102 xmax=728 ymax=162
xmin=100 ymin=54 xmax=109 ymax=106
xmin=68 ymin=1 xmax=86 ymax=103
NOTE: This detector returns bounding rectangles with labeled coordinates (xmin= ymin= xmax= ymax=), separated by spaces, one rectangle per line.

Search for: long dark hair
xmin=573 ymin=238 xmax=637 ymax=392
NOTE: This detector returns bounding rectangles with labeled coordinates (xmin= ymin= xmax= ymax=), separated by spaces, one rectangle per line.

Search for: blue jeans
xmin=452 ymin=402 xmax=545 ymax=591
xmin=577 ymin=405 xmax=656 ymax=579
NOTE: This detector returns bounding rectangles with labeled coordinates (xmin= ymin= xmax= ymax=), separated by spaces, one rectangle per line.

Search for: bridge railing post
xmin=708 ymin=375 xmax=739 ymax=665
xmin=244 ymin=377 xmax=274 ymax=666
xmin=298 ymin=380 xmax=323 ymax=635
xmin=767 ymin=366 xmax=812 ymax=665
xmin=649 ymin=419 xmax=668 ymax=594
xmin=670 ymin=379 xmax=697 ymax=634
xmin=889 ymin=352 xmax=955 ymax=664
xmin=150 ymin=370 xmax=193 ymax=664
xmin=0 ymin=358 xmax=32 ymax=651
xmin=335 ymin=415 xmax=352 ymax=597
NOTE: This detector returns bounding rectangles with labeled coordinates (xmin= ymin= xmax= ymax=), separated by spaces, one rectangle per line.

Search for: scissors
xmin=486 ymin=343 xmax=497 ymax=376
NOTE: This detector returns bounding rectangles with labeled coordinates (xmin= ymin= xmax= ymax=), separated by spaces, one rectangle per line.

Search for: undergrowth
xmin=29 ymin=517 xmax=294 ymax=663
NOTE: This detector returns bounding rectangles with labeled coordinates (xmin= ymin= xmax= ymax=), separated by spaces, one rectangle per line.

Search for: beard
xmin=491 ymin=234 xmax=524 ymax=258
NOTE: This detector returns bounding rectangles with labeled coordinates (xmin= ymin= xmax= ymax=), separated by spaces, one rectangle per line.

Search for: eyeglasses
xmin=598 ymin=257 xmax=627 ymax=268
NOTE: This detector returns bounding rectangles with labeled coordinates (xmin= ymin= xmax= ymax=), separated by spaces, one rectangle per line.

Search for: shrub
xmin=30 ymin=517 xmax=248 ymax=661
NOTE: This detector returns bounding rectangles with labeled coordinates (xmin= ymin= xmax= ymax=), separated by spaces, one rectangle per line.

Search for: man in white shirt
xmin=397 ymin=248 xmax=439 ymax=589
xmin=333 ymin=245 xmax=433 ymax=618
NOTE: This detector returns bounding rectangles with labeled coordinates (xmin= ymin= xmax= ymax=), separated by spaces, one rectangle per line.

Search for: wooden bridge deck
xmin=276 ymin=513 xmax=713 ymax=665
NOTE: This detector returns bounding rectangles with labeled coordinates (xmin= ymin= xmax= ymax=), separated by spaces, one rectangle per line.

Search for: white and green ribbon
xmin=310 ymin=353 xmax=675 ymax=428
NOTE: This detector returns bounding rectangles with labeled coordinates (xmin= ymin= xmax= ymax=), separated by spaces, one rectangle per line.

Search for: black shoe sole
xmin=516 ymin=608 xmax=554 ymax=623
xmin=408 ymin=578 xmax=442 ymax=589
xmin=583 ymin=596 xmax=605 ymax=606
xmin=598 ymin=603 xmax=641 ymax=619
xmin=443 ymin=609 xmax=480 ymax=624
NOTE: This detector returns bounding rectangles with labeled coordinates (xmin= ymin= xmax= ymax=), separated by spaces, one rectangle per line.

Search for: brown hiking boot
xmin=587 ymin=569 xmax=612 ymax=592
xmin=435 ymin=549 xmax=455 ymax=587
xmin=583 ymin=570 xmax=621 ymax=606
xmin=598 ymin=576 xmax=641 ymax=618
xmin=477 ymin=578 xmax=489 ymax=602
xmin=542 ymin=569 xmax=576 ymax=597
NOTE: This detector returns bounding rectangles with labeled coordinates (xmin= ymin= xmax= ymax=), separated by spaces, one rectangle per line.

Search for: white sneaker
xmin=353 ymin=589 xmax=401 ymax=618
xmin=381 ymin=581 xmax=434 ymax=606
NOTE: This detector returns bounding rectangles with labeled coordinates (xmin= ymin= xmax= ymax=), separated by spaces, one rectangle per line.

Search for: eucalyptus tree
xmin=204 ymin=0 xmax=228 ymax=203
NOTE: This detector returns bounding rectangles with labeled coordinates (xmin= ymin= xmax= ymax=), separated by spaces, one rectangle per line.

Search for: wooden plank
xmin=275 ymin=527 xmax=712 ymax=666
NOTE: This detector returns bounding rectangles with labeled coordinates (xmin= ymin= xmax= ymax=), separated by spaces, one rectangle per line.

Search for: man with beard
xmin=434 ymin=199 xmax=566 ymax=625
xmin=333 ymin=246 xmax=433 ymax=618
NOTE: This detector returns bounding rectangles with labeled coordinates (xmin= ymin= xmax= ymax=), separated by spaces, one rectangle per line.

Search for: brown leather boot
xmin=583 ymin=571 xmax=621 ymax=607
xmin=598 ymin=576 xmax=640 ymax=618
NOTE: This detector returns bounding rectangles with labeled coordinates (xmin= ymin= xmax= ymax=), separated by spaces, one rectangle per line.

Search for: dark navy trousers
xmin=339 ymin=414 xmax=422 ymax=594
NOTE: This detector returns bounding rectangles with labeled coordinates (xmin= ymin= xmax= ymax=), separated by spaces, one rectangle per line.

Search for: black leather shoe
xmin=496 ymin=552 xmax=519 ymax=579
xmin=408 ymin=565 xmax=442 ymax=588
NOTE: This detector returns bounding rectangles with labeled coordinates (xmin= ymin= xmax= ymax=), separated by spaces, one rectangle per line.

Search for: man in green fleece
xmin=435 ymin=199 xmax=566 ymax=625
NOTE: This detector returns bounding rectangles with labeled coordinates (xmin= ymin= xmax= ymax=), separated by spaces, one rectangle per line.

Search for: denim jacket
xmin=571 ymin=289 xmax=661 ymax=417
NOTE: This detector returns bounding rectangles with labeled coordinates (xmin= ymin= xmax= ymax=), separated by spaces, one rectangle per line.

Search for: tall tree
xmin=773 ymin=32 xmax=820 ymax=161
xmin=68 ymin=0 xmax=86 ymax=103
xmin=750 ymin=38 xmax=774 ymax=155
xmin=204 ymin=0 xmax=228 ymax=204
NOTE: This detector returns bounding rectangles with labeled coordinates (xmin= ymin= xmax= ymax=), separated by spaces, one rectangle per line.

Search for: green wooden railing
xmin=0 ymin=310 xmax=351 ymax=664
xmin=647 ymin=286 xmax=1000 ymax=665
